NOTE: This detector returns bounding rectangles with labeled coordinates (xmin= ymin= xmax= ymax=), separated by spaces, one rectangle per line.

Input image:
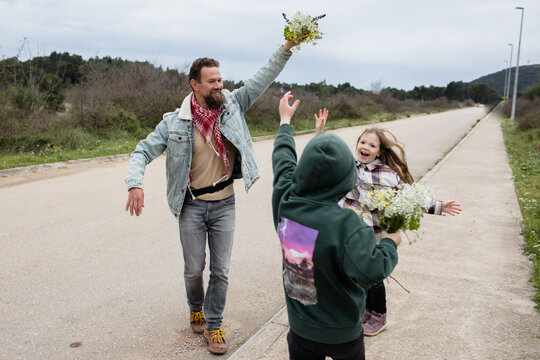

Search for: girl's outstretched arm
xmin=443 ymin=201 xmax=462 ymax=216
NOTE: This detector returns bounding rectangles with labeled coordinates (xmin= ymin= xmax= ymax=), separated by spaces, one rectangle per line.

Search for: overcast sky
xmin=1 ymin=0 xmax=538 ymax=90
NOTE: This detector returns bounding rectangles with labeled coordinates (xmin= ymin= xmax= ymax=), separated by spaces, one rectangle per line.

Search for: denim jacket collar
xmin=178 ymin=93 xmax=193 ymax=120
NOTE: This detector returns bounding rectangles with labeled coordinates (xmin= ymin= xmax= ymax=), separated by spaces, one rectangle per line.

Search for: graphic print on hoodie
xmin=278 ymin=217 xmax=319 ymax=305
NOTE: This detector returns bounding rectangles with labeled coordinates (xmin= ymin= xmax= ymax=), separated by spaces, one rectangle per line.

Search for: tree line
xmin=0 ymin=50 xmax=499 ymax=153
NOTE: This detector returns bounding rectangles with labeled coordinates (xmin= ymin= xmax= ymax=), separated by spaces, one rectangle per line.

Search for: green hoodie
xmin=272 ymin=124 xmax=398 ymax=344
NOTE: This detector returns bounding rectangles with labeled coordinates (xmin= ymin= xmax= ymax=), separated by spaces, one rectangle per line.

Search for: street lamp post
xmin=506 ymin=43 xmax=513 ymax=101
xmin=504 ymin=60 xmax=509 ymax=100
xmin=511 ymin=7 xmax=524 ymax=121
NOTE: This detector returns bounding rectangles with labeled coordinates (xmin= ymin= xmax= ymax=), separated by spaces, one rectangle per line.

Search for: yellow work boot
xmin=190 ymin=309 xmax=206 ymax=334
xmin=204 ymin=328 xmax=227 ymax=355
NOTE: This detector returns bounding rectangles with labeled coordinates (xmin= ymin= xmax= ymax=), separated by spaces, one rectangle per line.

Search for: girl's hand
xmin=443 ymin=201 xmax=462 ymax=216
xmin=314 ymin=108 xmax=328 ymax=135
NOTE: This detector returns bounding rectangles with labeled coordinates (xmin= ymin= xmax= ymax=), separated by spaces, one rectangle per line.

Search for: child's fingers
xmin=280 ymin=91 xmax=295 ymax=108
xmin=444 ymin=201 xmax=462 ymax=216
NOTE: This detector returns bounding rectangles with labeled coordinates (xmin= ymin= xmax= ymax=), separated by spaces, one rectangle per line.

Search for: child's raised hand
xmin=443 ymin=201 xmax=462 ymax=216
xmin=279 ymin=91 xmax=300 ymax=125
xmin=314 ymin=108 xmax=328 ymax=135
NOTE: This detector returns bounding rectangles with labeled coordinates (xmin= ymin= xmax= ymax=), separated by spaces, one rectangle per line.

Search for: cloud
xmin=1 ymin=0 xmax=539 ymax=90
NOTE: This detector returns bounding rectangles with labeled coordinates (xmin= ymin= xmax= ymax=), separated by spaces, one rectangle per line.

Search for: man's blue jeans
xmin=178 ymin=194 xmax=235 ymax=330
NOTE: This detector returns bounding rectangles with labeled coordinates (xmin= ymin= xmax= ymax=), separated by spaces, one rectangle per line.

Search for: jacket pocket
xmin=167 ymin=131 xmax=189 ymax=157
xmin=221 ymin=106 xmax=241 ymax=132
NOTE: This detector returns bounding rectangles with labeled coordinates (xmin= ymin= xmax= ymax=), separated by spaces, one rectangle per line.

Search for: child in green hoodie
xmin=272 ymin=91 xmax=402 ymax=360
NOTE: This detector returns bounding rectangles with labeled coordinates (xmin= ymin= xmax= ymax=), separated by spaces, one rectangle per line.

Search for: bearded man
xmin=125 ymin=40 xmax=297 ymax=354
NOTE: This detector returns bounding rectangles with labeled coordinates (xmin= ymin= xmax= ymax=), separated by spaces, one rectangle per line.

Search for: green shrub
xmin=503 ymin=98 xmax=540 ymax=130
xmin=50 ymin=126 xmax=99 ymax=149
xmin=524 ymin=80 xmax=540 ymax=100
xmin=0 ymin=134 xmax=52 ymax=152
xmin=517 ymin=107 xmax=540 ymax=131
xmin=82 ymin=102 xmax=140 ymax=134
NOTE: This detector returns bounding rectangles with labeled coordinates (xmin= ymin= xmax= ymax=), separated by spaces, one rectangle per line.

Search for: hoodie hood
xmin=292 ymin=134 xmax=356 ymax=202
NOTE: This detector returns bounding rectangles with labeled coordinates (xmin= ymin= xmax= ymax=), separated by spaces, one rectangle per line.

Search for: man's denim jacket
xmin=125 ymin=46 xmax=292 ymax=216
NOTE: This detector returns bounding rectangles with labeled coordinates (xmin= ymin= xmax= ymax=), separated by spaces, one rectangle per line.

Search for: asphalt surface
xmin=2 ymin=106 xmax=537 ymax=359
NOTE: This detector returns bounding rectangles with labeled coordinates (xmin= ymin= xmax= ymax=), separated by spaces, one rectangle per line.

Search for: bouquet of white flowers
xmin=282 ymin=11 xmax=326 ymax=50
xmin=365 ymin=183 xmax=434 ymax=240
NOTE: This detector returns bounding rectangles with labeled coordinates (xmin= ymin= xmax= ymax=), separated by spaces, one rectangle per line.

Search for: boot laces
xmin=191 ymin=310 xmax=205 ymax=323
xmin=210 ymin=329 xmax=226 ymax=343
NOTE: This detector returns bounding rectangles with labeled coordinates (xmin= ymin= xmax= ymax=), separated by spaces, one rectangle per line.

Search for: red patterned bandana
xmin=191 ymin=94 xmax=230 ymax=176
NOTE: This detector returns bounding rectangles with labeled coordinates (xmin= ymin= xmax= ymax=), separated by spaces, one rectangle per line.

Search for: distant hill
xmin=471 ymin=64 xmax=540 ymax=96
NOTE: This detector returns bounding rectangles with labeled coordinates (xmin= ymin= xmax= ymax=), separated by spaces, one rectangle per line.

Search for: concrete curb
xmin=228 ymin=307 xmax=289 ymax=360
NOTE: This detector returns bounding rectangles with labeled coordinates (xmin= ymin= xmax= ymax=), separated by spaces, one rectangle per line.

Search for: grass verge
xmin=0 ymin=139 xmax=140 ymax=170
xmin=500 ymin=118 xmax=540 ymax=308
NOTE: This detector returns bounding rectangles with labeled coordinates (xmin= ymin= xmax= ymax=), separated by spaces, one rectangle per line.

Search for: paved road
xmin=1 ymin=107 xmax=487 ymax=359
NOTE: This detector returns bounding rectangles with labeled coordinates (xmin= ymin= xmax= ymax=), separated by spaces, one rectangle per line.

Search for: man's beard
xmin=204 ymin=91 xmax=224 ymax=110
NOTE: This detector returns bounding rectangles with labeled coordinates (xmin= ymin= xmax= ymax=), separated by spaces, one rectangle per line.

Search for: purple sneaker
xmin=363 ymin=311 xmax=387 ymax=336
xmin=361 ymin=309 xmax=373 ymax=324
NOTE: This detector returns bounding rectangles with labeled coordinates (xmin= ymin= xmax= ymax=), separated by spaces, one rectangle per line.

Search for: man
xmin=125 ymin=40 xmax=297 ymax=355
xmin=272 ymin=92 xmax=401 ymax=359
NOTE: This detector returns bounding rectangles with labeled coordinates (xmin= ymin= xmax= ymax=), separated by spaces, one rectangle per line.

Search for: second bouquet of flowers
xmin=364 ymin=183 xmax=434 ymax=235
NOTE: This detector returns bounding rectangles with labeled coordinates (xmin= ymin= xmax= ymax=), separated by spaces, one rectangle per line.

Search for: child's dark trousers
xmin=287 ymin=330 xmax=365 ymax=360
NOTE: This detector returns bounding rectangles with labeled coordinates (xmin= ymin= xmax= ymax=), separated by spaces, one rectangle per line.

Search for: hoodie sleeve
xmin=342 ymin=224 xmax=399 ymax=288
xmin=271 ymin=124 xmax=297 ymax=229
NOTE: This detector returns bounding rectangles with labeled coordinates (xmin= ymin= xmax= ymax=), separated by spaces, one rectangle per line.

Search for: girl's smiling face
xmin=356 ymin=132 xmax=381 ymax=164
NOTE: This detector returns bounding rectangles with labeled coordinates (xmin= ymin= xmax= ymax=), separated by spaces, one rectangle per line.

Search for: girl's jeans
xmin=178 ymin=194 xmax=235 ymax=330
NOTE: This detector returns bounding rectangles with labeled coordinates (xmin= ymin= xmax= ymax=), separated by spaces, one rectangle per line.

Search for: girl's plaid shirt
xmin=342 ymin=159 xmax=443 ymax=240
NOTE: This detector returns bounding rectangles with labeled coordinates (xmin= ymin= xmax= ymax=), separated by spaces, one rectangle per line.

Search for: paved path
xmin=230 ymin=109 xmax=540 ymax=359
xmin=4 ymin=106 xmax=536 ymax=359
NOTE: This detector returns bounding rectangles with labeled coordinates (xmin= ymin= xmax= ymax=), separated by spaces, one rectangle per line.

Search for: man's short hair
xmin=189 ymin=57 xmax=220 ymax=83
